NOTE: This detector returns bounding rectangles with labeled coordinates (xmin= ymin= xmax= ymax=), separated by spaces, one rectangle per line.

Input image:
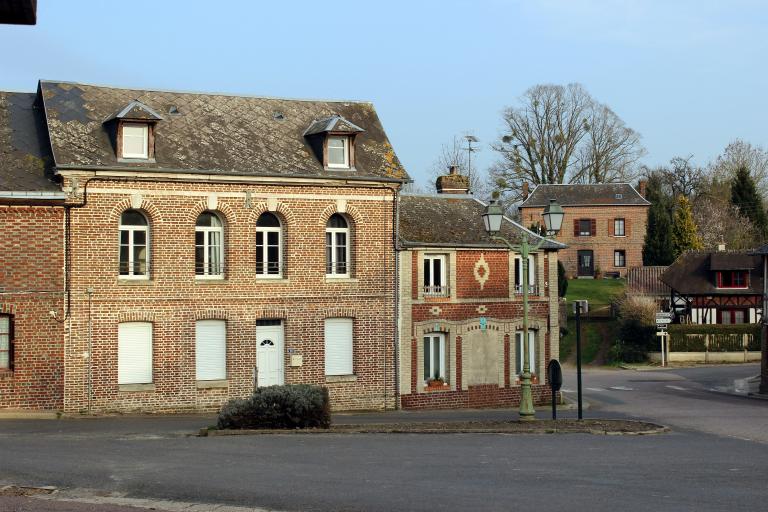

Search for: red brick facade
xmin=55 ymin=176 xmax=398 ymax=413
xmin=520 ymin=204 xmax=648 ymax=278
xmin=399 ymin=247 xmax=560 ymax=409
xmin=0 ymin=206 xmax=65 ymax=410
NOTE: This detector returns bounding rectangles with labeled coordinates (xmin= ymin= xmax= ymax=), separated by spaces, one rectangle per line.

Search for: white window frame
xmin=256 ymin=215 xmax=282 ymax=278
xmin=515 ymin=331 xmax=536 ymax=376
xmin=423 ymin=333 xmax=447 ymax=383
xmin=195 ymin=320 xmax=227 ymax=381
xmin=121 ymin=123 xmax=149 ymax=159
xmin=423 ymin=254 xmax=447 ymax=296
xmin=196 ymin=213 xmax=224 ymax=279
xmin=0 ymin=315 xmax=11 ymax=371
xmin=614 ymin=218 xmax=625 ymax=237
xmin=327 ymin=136 xmax=350 ymax=169
xmin=118 ymin=322 xmax=153 ymax=385
xmin=119 ymin=211 xmax=149 ymax=279
xmin=326 ymin=217 xmax=350 ymax=278
xmin=514 ymin=254 xmax=536 ymax=294
xmin=614 ymin=250 xmax=626 ymax=268
xmin=324 ymin=318 xmax=353 ymax=376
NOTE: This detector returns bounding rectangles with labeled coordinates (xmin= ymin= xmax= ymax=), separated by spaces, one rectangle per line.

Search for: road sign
xmin=573 ymin=300 xmax=589 ymax=314
xmin=655 ymin=312 xmax=672 ymax=324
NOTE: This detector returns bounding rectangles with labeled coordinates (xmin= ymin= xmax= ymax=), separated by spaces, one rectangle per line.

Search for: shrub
xmin=613 ymin=294 xmax=658 ymax=363
xmin=217 ymin=384 xmax=331 ymax=430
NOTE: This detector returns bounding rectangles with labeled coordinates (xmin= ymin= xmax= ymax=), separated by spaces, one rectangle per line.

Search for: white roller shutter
xmin=118 ymin=322 xmax=152 ymax=384
xmin=196 ymin=320 xmax=226 ymax=381
xmin=325 ymin=318 xmax=353 ymax=376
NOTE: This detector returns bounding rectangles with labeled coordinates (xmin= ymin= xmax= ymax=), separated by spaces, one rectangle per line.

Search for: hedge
xmin=217 ymin=384 xmax=331 ymax=430
xmin=667 ymin=324 xmax=761 ymax=352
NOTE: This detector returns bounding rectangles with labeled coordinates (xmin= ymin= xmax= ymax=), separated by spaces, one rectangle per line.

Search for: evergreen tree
xmin=671 ymin=195 xmax=703 ymax=257
xmin=642 ymin=175 xmax=675 ymax=265
xmin=557 ymin=260 xmax=568 ymax=297
xmin=730 ymin=165 xmax=768 ymax=240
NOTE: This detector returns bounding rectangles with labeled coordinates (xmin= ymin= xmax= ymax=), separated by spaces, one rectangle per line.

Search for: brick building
xmin=519 ymin=183 xmax=649 ymax=278
xmin=397 ymin=170 xmax=565 ymax=409
xmin=0 ymin=91 xmax=66 ymax=410
xmin=1 ymin=80 xmax=408 ymax=413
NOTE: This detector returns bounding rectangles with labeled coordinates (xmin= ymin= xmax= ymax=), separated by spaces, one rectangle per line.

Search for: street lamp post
xmin=482 ymin=198 xmax=564 ymax=420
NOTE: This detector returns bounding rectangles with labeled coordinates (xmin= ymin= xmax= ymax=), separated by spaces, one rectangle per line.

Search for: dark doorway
xmin=577 ymin=250 xmax=594 ymax=277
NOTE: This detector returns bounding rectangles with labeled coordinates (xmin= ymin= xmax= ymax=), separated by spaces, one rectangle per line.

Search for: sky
xmin=2 ymin=0 xmax=767 ymax=189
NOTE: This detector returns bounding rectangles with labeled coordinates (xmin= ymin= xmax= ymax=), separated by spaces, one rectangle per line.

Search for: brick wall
xmin=61 ymin=177 xmax=398 ymax=413
xmin=520 ymin=205 xmax=648 ymax=278
xmin=399 ymin=245 xmax=559 ymax=410
xmin=0 ymin=206 xmax=65 ymax=410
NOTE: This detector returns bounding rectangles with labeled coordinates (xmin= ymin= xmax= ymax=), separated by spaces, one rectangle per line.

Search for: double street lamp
xmin=482 ymin=198 xmax=564 ymax=420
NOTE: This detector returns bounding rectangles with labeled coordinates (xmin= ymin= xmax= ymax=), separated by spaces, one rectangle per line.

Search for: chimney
xmin=522 ymin=182 xmax=530 ymax=200
xmin=638 ymin=179 xmax=647 ymax=198
xmin=435 ymin=165 xmax=470 ymax=194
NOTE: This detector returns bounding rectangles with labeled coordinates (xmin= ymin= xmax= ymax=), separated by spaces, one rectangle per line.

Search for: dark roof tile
xmin=520 ymin=183 xmax=649 ymax=207
xmin=660 ymin=251 xmax=762 ymax=295
xmin=399 ymin=194 xmax=564 ymax=250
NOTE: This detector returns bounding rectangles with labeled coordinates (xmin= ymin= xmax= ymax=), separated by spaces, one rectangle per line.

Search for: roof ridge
xmin=38 ymin=79 xmax=373 ymax=105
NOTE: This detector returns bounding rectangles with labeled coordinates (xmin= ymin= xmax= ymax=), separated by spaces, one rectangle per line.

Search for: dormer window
xmin=303 ymin=115 xmax=364 ymax=171
xmin=106 ymin=99 xmax=163 ymax=161
xmin=327 ymin=136 xmax=349 ymax=168
xmin=121 ymin=123 xmax=149 ymax=159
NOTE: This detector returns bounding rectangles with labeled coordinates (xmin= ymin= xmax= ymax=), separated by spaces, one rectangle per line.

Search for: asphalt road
xmin=0 ymin=365 xmax=766 ymax=512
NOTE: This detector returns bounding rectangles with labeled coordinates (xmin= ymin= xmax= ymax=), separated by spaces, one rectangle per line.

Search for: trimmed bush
xmin=613 ymin=294 xmax=658 ymax=362
xmin=217 ymin=384 xmax=331 ymax=430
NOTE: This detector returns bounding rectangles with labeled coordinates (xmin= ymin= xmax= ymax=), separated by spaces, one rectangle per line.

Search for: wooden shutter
xmin=118 ymin=322 xmax=152 ymax=384
xmin=325 ymin=318 xmax=353 ymax=376
xmin=573 ymin=219 xmax=580 ymax=237
xmin=590 ymin=219 xmax=597 ymax=236
xmin=608 ymin=219 xmax=614 ymax=236
xmin=195 ymin=320 xmax=226 ymax=381
xmin=625 ymin=217 xmax=631 ymax=237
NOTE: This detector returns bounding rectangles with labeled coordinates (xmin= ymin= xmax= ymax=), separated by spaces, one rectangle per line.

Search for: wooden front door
xmin=577 ymin=250 xmax=594 ymax=277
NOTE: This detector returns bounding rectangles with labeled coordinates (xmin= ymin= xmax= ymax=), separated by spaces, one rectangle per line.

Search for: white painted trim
xmin=80 ymin=188 xmax=394 ymax=202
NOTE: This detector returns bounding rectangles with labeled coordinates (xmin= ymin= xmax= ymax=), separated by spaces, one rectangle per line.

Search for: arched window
xmin=196 ymin=212 xmax=224 ymax=277
xmin=119 ymin=210 xmax=149 ymax=278
xmin=256 ymin=212 xmax=282 ymax=277
xmin=325 ymin=213 xmax=349 ymax=276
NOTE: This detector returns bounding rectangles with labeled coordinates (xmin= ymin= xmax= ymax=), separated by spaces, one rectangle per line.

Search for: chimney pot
xmin=449 ymin=165 xmax=459 ymax=175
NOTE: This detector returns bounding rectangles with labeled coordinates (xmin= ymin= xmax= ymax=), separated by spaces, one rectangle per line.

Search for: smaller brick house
xmin=519 ymin=183 xmax=649 ymax=278
xmin=397 ymin=171 xmax=565 ymax=409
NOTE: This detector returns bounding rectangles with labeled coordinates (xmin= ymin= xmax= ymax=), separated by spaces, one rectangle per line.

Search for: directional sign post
xmin=655 ymin=311 xmax=672 ymax=329
xmin=655 ymin=312 xmax=672 ymax=367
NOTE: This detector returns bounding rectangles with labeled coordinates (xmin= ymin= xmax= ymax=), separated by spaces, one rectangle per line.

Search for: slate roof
xmin=520 ymin=183 xmax=650 ymax=207
xmin=659 ymin=251 xmax=763 ymax=295
xmin=0 ymin=91 xmax=59 ymax=192
xmin=398 ymin=194 xmax=565 ymax=250
xmin=38 ymin=80 xmax=408 ymax=181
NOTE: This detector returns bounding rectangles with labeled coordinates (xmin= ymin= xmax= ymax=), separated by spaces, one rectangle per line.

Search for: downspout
xmin=392 ymin=186 xmax=400 ymax=409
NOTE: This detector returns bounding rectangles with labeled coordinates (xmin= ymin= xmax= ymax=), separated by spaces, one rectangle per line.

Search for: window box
xmin=426 ymin=377 xmax=449 ymax=391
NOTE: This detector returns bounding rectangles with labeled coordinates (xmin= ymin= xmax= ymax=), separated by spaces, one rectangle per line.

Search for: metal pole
xmin=551 ymin=384 xmax=556 ymax=420
xmin=519 ymin=232 xmax=535 ymax=420
xmin=575 ymin=301 xmax=583 ymax=420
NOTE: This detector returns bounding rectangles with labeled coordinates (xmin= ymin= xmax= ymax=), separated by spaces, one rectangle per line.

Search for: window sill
xmin=117 ymin=157 xmax=156 ymax=164
xmin=195 ymin=277 xmax=227 ymax=284
xmin=325 ymin=277 xmax=357 ymax=283
xmin=425 ymin=383 xmax=450 ymax=392
xmin=325 ymin=374 xmax=357 ymax=383
xmin=119 ymin=383 xmax=155 ymax=392
xmin=117 ymin=278 xmax=153 ymax=285
xmin=256 ymin=276 xmax=289 ymax=282
xmin=196 ymin=379 xmax=229 ymax=389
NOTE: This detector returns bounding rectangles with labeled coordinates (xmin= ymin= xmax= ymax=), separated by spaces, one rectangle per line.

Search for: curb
xmin=199 ymin=419 xmax=669 ymax=437
xmin=0 ymin=410 xmax=61 ymax=420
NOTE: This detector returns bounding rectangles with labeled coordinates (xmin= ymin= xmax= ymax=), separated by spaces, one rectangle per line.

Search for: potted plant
xmin=426 ymin=377 xmax=447 ymax=389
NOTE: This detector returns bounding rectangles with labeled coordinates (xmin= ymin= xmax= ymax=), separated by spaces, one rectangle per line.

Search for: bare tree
xmin=577 ymin=103 xmax=645 ymax=184
xmin=428 ymin=135 xmax=487 ymax=197
xmin=490 ymin=83 xmax=644 ymax=201
xmin=709 ymin=139 xmax=768 ymax=197
xmin=664 ymin=156 xmax=704 ymax=198
xmin=692 ymin=195 xmax=757 ymax=250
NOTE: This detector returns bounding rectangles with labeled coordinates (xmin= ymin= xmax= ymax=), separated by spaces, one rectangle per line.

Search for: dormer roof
xmin=304 ymin=115 xmax=364 ymax=136
xmin=105 ymin=99 xmax=164 ymax=122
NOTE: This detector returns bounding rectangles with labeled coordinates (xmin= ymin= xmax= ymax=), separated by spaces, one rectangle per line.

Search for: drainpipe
xmin=86 ymin=287 xmax=93 ymax=414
